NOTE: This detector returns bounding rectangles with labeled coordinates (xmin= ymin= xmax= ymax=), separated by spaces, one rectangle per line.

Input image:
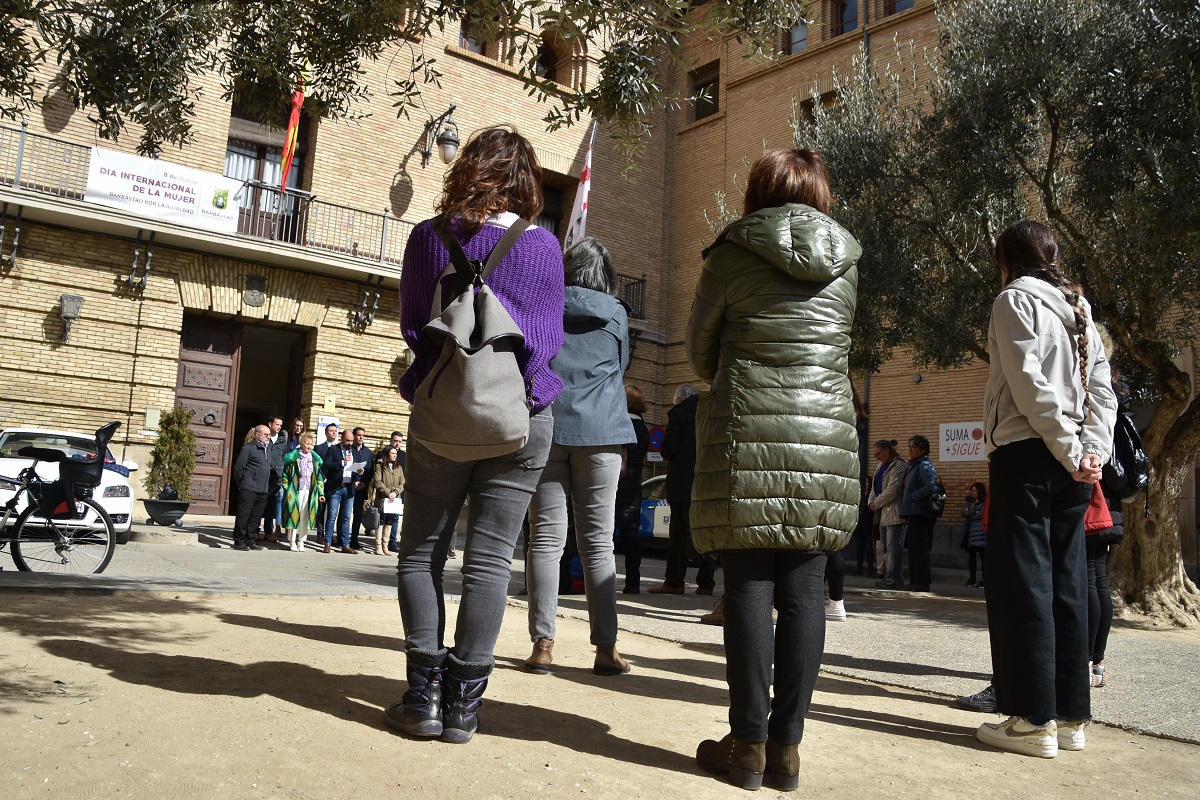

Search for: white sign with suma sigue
xmin=84 ymin=146 xmax=241 ymax=233
xmin=939 ymin=422 xmax=987 ymax=462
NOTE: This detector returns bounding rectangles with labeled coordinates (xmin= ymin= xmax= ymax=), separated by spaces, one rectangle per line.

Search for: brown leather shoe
xmin=340 ymin=546 xmax=358 ymax=554
xmin=765 ymin=738 xmax=800 ymax=791
xmin=323 ymin=544 xmax=332 ymax=553
xmin=695 ymin=586 xmax=714 ymax=596
xmin=593 ymin=645 xmax=630 ymax=676
xmin=647 ymin=582 xmax=684 ymax=595
xmin=700 ymin=596 xmax=725 ymax=626
xmin=523 ymin=638 xmax=554 ymax=674
xmin=696 ymin=734 xmax=766 ymax=790
xmin=232 ymin=544 xmax=250 ymax=551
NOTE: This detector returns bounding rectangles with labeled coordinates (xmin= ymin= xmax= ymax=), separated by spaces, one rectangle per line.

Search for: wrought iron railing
xmin=231 ymin=179 xmax=413 ymax=264
xmin=617 ymin=273 xmax=646 ymax=320
xmin=0 ymin=122 xmax=413 ymax=266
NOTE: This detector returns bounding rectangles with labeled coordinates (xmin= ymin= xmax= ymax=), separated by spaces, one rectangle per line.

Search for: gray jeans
xmin=526 ymin=444 xmax=623 ymax=646
xmin=882 ymin=524 xmax=906 ymax=583
xmin=396 ymin=410 xmax=553 ymax=664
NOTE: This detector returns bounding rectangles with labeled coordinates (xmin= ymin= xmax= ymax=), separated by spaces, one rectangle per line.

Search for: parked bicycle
xmin=0 ymin=421 xmax=119 ymax=574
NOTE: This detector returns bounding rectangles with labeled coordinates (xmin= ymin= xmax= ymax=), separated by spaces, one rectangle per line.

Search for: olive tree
xmin=795 ymin=0 xmax=1200 ymax=624
xmin=0 ymin=0 xmax=807 ymax=167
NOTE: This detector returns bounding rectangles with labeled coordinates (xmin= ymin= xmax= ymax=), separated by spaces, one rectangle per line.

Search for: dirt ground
xmin=0 ymin=591 xmax=1195 ymax=799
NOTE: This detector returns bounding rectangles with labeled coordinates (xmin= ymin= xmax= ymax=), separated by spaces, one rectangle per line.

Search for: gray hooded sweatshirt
xmin=983 ymin=275 xmax=1117 ymax=474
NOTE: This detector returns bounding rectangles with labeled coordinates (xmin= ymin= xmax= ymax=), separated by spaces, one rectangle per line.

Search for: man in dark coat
xmin=232 ymin=424 xmax=271 ymax=551
xmin=348 ymin=426 xmax=375 ymax=550
xmin=648 ymin=384 xmax=717 ymax=594
xmin=262 ymin=415 xmax=289 ymax=541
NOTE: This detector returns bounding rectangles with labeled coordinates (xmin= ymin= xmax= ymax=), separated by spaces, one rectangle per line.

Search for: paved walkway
xmin=2 ymin=518 xmax=1196 ymax=745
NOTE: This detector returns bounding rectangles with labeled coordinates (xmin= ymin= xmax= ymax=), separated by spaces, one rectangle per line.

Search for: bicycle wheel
xmin=11 ymin=497 xmax=116 ymax=574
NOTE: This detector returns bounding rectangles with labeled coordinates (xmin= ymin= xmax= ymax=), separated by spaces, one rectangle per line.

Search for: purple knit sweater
xmin=398 ymin=218 xmax=565 ymax=412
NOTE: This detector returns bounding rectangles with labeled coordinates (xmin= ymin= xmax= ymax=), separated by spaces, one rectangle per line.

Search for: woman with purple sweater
xmin=384 ymin=127 xmax=564 ymax=745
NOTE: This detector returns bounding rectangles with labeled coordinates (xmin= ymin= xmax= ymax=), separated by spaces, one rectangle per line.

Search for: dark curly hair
xmin=437 ymin=126 xmax=544 ymax=234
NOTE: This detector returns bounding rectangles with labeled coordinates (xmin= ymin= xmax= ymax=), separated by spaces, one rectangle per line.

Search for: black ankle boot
xmin=384 ymin=647 xmax=446 ymax=737
xmin=440 ymin=653 xmax=491 ymax=744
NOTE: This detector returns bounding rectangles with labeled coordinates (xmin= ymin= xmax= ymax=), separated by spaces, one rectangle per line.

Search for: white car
xmin=0 ymin=428 xmax=138 ymax=543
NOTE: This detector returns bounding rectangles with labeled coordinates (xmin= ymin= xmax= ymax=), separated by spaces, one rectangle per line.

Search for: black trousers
xmin=664 ymin=497 xmax=717 ymax=589
xmin=351 ymin=487 xmax=368 ymax=546
xmin=722 ymin=550 xmax=826 ymax=743
xmin=904 ymin=515 xmax=934 ymax=588
xmin=824 ymin=549 xmax=844 ymax=601
xmin=1086 ymin=539 xmax=1113 ymax=663
xmin=234 ymin=489 xmax=269 ymax=547
xmin=986 ymin=438 xmax=1091 ymax=722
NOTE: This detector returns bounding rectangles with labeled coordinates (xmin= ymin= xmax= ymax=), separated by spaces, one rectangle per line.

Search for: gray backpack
xmin=408 ymin=216 xmax=532 ymax=461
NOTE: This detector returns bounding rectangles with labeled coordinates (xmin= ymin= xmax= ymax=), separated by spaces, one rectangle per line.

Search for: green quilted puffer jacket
xmin=685 ymin=203 xmax=861 ymax=554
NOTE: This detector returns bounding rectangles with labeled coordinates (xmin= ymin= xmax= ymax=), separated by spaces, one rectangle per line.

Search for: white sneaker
xmin=976 ymin=717 xmax=1058 ymax=758
xmin=825 ymin=599 xmax=846 ymax=622
xmin=1057 ymin=719 xmax=1087 ymax=751
xmin=289 ymin=542 xmax=299 ymax=552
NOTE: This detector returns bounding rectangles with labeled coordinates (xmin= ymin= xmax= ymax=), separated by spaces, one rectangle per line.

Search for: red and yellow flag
xmin=280 ymin=65 xmax=308 ymax=193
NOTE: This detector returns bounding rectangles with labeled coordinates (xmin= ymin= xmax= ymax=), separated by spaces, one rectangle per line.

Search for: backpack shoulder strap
xmin=480 ymin=219 xmax=531 ymax=281
xmin=431 ymin=214 xmax=474 ymax=277
xmin=430 ymin=215 xmax=477 ymax=314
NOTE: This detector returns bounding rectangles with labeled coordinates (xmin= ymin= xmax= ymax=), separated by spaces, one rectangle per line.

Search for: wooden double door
xmin=175 ymin=319 xmax=242 ymax=515
xmin=174 ymin=316 xmax=307 ymax=515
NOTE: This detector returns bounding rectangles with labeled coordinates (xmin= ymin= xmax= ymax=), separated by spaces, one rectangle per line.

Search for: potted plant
xmin=143 ymin=406 xmax=197 ymax=527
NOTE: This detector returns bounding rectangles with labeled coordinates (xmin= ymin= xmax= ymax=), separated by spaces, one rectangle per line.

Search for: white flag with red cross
xmin=564 ymin=120 xmax=597 ymax=250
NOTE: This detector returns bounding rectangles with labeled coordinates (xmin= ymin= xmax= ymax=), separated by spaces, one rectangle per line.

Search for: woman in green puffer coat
xmin=686 ymin=148 xmax=861 ymax=792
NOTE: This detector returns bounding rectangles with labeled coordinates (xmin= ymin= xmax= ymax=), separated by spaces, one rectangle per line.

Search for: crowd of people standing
xmin=218 ymin=126 xmax=1125 ymax=788
xmin=230 ymin=417 xmax=407 ymax=555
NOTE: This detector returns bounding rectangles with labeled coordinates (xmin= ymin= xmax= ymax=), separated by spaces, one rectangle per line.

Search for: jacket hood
xmin=704 ymin=204 xmax=862 ymax=283
xmin=563 ymin=285 xmax=626 ymax=324
xmin=1002 ymin=276 xmax=1081 ymax=333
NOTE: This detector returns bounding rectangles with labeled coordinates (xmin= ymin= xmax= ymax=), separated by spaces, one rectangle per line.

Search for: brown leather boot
xmin=696 ymin=734 xmax=766 ymax=790
xmin=765 ymin=738 xmax=800 ymax=791
xmin=593 ymin=644 xmax=630 ymax=676
xmin=523 ymin=638 xmax=554 ymax=674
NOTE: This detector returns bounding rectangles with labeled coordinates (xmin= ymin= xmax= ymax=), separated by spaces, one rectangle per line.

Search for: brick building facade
xmin=0 ymin=1 xmax=1194 ymax=565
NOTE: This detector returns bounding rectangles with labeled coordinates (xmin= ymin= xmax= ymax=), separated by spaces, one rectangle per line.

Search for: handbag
xmin=362 ymin=503 xmax=381 ymax=532
xmin=922 ymin=482 xmax=948 ymax=518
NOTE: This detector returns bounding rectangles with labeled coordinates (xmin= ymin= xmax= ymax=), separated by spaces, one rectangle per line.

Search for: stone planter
xmin=144 ymin=499 xmax=190 ymax=528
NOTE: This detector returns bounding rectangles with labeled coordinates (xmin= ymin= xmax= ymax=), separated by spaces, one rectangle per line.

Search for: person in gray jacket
xmin=976 ymin=219 xmax=1116 ymax=759
xmin=232 ymin=424 xmax=271 ymax=551
xmin=869 ymin=439 xmax=908 ymax=587
xmin=524 ymin=237 xmax=636 ymax=678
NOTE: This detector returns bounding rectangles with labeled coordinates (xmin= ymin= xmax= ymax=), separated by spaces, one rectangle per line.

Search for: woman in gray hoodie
xmin=523 ymin=237 xmax=636 ymax=678
xmin=977 ymin=220 xmax=1116 ymax=759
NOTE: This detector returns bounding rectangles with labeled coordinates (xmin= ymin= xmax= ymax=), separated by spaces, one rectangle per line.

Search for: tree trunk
xmin=1108 ymin=400 xmax=1200 ymax=626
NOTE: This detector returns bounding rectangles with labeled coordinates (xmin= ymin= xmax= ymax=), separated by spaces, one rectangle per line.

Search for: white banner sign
xmin=939 ymin=421 xmax=987 ymax=462
xmin=84 ymin=146 xmax=241 ymax=233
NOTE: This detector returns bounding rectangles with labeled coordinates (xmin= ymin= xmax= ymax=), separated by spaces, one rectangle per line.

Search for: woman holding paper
xmin=372 ymin=446 xmax=405 ymax=556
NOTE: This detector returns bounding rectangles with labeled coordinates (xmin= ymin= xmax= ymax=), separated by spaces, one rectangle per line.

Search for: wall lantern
xmin=59 ymin=293 xmax=84 ymax=342
xmin=421 ymin=104 xmax=460 ymax=166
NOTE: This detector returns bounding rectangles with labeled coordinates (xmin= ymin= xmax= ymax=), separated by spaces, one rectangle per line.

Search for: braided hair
xmin=995 ymin=220 xmax=1091 ymax=420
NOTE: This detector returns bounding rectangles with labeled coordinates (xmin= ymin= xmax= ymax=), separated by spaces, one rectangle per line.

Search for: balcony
xmin=617 ymin=273 xmax=647 ymax=320
xmin=0 ymin=122 xmax=413 ymax=268
xmin=0 ymin=122 xmax=646 ymax=313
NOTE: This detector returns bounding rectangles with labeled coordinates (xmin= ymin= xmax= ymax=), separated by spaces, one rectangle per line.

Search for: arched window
xmin=536 ymin=40 xmax=558 ymax=82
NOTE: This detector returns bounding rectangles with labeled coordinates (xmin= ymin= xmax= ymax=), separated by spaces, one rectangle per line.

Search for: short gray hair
xmin=674 ymin=384 xmax=699 ymax=404
xmin=563 ymin=236 xmax=616 ymax=295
